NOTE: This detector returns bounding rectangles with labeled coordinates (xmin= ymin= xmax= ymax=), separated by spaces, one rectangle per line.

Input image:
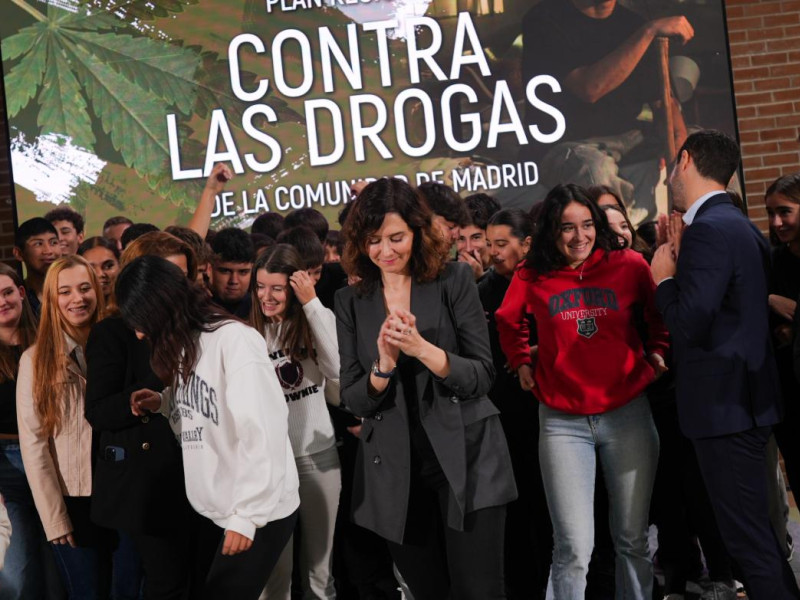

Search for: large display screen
xmin=1 ymin=0 xmax=739 ymax=233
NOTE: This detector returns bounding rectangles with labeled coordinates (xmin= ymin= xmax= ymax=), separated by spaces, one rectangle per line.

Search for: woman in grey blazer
xmin=335 ymin=178 xmax=517 ymax=600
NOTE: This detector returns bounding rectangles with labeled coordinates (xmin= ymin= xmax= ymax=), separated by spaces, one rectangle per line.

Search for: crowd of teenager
xmin=0 ymin=130 xmax=799 ymax=600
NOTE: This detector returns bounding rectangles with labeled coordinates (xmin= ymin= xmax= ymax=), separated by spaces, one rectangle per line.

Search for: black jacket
xmin=335 ymin=262 xmax=517 ymax=543
xmin=85 ymin=316 xmax=190 ymax=534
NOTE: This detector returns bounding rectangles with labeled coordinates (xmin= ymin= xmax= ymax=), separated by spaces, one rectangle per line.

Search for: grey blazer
xmin=335 ymin=262 xmax=517 ymax=543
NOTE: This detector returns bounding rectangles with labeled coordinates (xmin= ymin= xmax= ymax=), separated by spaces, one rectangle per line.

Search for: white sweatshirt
xmin=160 ymin=321 xmax=299 ymax=540
xmin=263 ymin=298 xmax=339 ymax=458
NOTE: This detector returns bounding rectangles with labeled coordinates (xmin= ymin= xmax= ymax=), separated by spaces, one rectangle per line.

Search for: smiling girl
xmin=0 ymin=263 xmax=57 ymax=599
xmin=16 ymin=256 xmax=113 ymax=597
xmin=77 ymin=237 xmax=120 ymax=304
xmin=764 ymin=174 xmax=800 ymax=517
xmin=250 ymin=244 xmax=341 ymax=600
xmin=496 ymin=184 xmax=668 ymax=600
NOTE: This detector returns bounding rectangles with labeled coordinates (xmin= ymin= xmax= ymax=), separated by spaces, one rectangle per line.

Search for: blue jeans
xmin=539 ymin=397 xmax=658 ymax=600
xmin=50 ymin=528 xmax=142 ymax=600
xmin=0 ymin=440 xmax=62 ymax=600
xmin=50 ymin=496 xmax=142 ymax=600
xmin=52 ymin=542 xmax=109 ymax=600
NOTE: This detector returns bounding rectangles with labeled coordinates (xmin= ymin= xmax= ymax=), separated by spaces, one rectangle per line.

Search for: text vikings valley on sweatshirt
xmin=496 ymin=248 xmax=669 ymax=415
xmin=160 ymin=321 xmax=299 ymax=540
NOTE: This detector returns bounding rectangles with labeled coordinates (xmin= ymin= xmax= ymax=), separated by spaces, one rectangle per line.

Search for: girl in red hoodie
xmin=496 ymin=184 xmax=668 ymax=600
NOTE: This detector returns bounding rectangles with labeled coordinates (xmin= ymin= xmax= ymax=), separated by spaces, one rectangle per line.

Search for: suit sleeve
xmin=495 ymin=269 xmax=534 ymax=370
xmin=436 ymin=264 xmax=495 ymax=399
xmin=655 ymin=222 xmax=732 ymax=346
xmin=635 ymin=255 xmax=669 ymax=357
xmin=335 ymin=289 xmax=391 ymax=418
xmin=85 ymin=319 xmax=164 ymax=431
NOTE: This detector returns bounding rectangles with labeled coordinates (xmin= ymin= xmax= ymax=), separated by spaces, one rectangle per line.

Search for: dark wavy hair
xmin=341 ymin=178 xmax=449 ymax=295
xmin=249 ymin=244 xmax=316 ymax=364
xmin=115 ymin=256 xmax=231 ymax=384
xmin=277 ymin=226 xmax=324 ymax=269
xmin=465 ymin=193 xmax=501 ymax=230
xmin=524 ymin=183 xmax=622 ymax=274
xmin=417 ymin=182 xmax=469 ymax=226
xmin=44 ymin=206 xmax=85 ymax=234
xmin=488 ymin=209 xmax=534 ymax=242
xmin=78 ymin=235 xmax=120 ymax=260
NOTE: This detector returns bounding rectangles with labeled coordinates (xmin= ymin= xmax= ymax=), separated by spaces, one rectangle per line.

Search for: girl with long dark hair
xmin=765 ymin=174 xmax=800 ymax=529
xmin=116 ymin=256 xmax=299 ymax=600
xmin=496 ymin=184 xmax=668 ymax=600
xmin=84 ymin=231 xmax=199 ymax=600
xmin=479 ymin=210 xmax=553 ymax=599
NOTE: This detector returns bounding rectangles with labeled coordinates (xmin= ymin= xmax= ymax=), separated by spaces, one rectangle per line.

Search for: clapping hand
xmin=383 ymin=309 xmax=427 ymax=358
xmin=651 ymin=243 xmax=677 ymax=284
xmin=666 ymin=212 xmax=685 ymax=259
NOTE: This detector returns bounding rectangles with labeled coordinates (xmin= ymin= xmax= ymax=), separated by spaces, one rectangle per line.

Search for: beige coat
xmin=16 ymin=335 xmax=92 ymax=541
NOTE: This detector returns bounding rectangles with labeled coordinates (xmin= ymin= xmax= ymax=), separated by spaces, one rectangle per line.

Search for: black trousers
xmin=193 ymin=510 xmax=298 ymax=600
xmin=500 ymin=409 xmax=552 ymax=600
xmin=386 ymin=477 xmax=507 ymax=600
xmin=128 ymin=530 xmax=192 ymax=600
xmin=693 ymin=426 xmax=800 ymax=600
xmin=651 ymin=400 xmax=732 ymax=594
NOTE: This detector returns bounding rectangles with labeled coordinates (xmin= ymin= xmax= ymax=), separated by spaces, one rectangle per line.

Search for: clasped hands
xmin=651 ymin=212 xmax=684 ymax=284
xmin=377 ymin=309 xmax=426 ymax=368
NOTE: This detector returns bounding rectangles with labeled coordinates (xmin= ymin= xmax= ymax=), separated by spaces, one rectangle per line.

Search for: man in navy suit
xmin=651 ymin=130 xmax=799 ymax=599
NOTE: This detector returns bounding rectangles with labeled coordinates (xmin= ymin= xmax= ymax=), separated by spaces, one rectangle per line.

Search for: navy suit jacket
xmin=655 ymin=192 xmax=782 ymax=439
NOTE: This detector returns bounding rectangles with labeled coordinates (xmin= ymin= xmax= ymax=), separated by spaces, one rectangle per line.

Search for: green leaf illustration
xmin=63 ymin=38 xmax=170 ymax=175
xmin=65 ymin=30 xmax=200 ymax=114
xmin=4 ymin=29 xmax=47 ymax=117
xmin=3 ymin=0 xmax=301 ymax=211
xmin=1 ymin=24 xmax=42 ymax=60
xmin=38 ymin=38 xmax=95 ymax=149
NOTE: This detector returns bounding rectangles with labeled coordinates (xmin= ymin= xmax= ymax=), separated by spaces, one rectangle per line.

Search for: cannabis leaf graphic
xmin=2 ymin=0 xmax=296 ymax=208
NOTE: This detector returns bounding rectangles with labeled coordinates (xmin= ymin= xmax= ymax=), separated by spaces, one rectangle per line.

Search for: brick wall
xmin=0 ymin=0 xmax=797 ymax=250
xmin=726 ymin=0 xmax=800 ymax=230
xmin=0 ymin=92 xmax=15 ymax=261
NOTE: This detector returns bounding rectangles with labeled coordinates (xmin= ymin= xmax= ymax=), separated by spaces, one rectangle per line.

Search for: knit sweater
xmin=263 ymin=298 xmax=339 ymax=458
xmin=496 ymin=248 xmax=669 ymax=415
xmin=160 ymin=321 xmax=299 ymax=540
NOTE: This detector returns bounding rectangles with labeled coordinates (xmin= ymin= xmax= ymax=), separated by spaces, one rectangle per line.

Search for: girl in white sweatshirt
xmin=115 ymin=255 xmax=300 ymax=600
xmin=251 ymin=244 xmax=341 ymax=600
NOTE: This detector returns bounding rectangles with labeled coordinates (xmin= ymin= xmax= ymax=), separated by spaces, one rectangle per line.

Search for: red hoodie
xmin=496 ymin=248 xmax=669 ymax=415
